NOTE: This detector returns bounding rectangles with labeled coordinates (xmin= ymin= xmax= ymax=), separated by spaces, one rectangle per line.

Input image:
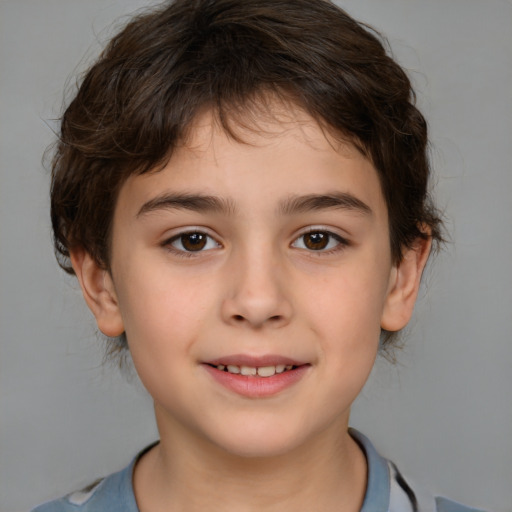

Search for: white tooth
xmin=275 ymin=364 xmax=286 ymax=374
xmin=217 ymin=364 xmax=225 ymax=371
xmin=257 ymin=366 xmax=276 ymax=377
xmin=227 ymin=365 xmax=240 ymax=374
xmin=240 ymin=366 xmax=257 ymax=376
xmin=285 ymin=365 xmax=293 ymax=371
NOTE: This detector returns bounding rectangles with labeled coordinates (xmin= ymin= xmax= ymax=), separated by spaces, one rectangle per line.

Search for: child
xmin=32 ymin=1 xmax=483 ymax=511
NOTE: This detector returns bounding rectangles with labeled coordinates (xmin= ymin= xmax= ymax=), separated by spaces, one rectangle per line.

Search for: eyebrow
xmin=137 ymin=193 xmax=237 ymax=218
xmin=136 ymin=191 xmax=372 ymax=218
xmin=278 ymin=192 xmax=372 ymax=216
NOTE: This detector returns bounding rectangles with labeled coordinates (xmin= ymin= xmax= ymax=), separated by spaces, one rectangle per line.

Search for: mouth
xmin=202 ymin=355 xmax=310 ymax=398
xmin=207 ymin=363 xmax=298 ymax=378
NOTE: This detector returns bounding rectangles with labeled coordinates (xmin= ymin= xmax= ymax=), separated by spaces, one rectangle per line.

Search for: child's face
xmin=76 ymin=105 xmax=426 ymax=458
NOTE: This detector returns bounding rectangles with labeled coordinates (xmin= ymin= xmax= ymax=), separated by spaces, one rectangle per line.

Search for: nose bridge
xmin=221 ymin=236 xmax=292 ymax=328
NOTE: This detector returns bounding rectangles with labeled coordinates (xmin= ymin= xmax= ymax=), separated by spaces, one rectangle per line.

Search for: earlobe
xmin=70 ymin=249 xmax=125 ymax=337
xmin=381 ymin=235 xmax=432 ymax=332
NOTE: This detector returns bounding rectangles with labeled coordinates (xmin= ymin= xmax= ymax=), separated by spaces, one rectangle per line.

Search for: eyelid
xmin=293 ymin=225 xmax=350 ymax=240
xmin=162 ymin=227 xmax=222 ymax=255
xmin=291 ymin=226 xmax=350 ymax=252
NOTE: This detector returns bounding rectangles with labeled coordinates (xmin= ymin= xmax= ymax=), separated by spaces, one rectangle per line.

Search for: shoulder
xmin=435 ymin=496 xmax=486 ymax=512
xmin=389 ymin=460 xmax=485 ymax=512
xmin=30 ymin=459 xmax=139 ymax=512
xmin=349 ymin=429 xmax=486 ymax=512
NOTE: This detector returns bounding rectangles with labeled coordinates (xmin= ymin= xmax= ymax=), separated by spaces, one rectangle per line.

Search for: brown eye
xmin=303 ymin=232 xmax=330 ymax=250
xmin=181 ymin=233 xmax=207 ymax=251
xmin=292 ymin=230 xmax=347 ymax=252
xmin=169 ymin=232 xmax=219 ymax=253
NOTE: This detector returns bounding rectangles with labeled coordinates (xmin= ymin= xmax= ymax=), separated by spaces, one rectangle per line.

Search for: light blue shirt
xmin=31 ymin=430 xmax=484 ymax=512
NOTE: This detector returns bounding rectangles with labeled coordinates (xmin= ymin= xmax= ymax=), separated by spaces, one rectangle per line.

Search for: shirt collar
xmin=350 ymin=428 xmax=391 ymax=512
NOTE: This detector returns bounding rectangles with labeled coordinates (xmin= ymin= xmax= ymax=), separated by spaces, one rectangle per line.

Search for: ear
xmin=70 ymin=249 xmax=125 ymax=337
xmin=381 ymin=234 xmax=432 ymax=332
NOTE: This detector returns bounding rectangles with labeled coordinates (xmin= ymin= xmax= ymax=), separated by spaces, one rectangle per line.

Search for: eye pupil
xmin=182 ymin=233 xmax=207 ymax=251
xmin=304 ymin=232 xmax=329 ymax=250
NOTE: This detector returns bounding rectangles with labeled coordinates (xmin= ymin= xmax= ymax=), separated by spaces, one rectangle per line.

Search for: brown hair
xmin=50 ymin=0 xmax=443 ymax=348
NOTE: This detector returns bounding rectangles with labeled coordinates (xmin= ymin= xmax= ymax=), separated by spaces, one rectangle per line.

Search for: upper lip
xmin=204 ymin=354 xmax=308 ymax=367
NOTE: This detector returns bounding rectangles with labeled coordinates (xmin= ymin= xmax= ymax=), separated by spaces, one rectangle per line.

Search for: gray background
xmin=1 ymin=1 xmax=511 ymax=511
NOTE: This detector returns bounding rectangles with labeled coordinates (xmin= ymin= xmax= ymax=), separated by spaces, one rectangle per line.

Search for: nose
xmin=220 ymin=246 xmax=293 ymax=329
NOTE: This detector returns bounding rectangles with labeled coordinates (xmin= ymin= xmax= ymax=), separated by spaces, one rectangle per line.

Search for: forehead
xmin=116 ymin=102 xmax=386 ymax=224
xmin=181 ymin=99 xmax=360 ymax=157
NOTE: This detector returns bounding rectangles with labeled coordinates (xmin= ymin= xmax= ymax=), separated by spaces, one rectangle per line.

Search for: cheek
xmin=113 ymin=261 xmax=215 ymax=359
xmin=305 ymin=268 xmax=388 ymax=335
xmin=301 ymin=260 xmax=388 ymax=373
xmin=114 ymin=271 xmax=204 ymax=402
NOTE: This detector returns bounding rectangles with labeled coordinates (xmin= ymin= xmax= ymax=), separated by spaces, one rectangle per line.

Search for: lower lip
xmin=203 ymin=365 xmax=310 ymax=398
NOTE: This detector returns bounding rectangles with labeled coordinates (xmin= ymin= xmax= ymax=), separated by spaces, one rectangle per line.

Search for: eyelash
xmin=163 ymin=228 xmax=349 ymax=258
xmin=163 ymin=231 xmax=221 ymax=258
xmin=291 ymin=229 xmax=349 ymax=254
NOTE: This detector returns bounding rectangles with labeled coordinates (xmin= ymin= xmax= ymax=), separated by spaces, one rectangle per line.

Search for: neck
xmin=133 ymin=408 xmax=366 ymax=512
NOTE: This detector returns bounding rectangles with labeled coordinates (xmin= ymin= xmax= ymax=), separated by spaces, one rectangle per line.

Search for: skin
xmin=71 ymin=104 xmax=431 ymax=512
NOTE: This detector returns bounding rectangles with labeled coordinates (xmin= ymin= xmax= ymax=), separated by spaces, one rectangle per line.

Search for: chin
xmin=219 ymin=439 xmax=300 ymax=459
xmin=209 ymin=421 xmax=313 ymax=459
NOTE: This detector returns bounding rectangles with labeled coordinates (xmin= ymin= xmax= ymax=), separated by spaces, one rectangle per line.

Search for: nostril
xmin=231 ymin=314 xmax=282 ymax=324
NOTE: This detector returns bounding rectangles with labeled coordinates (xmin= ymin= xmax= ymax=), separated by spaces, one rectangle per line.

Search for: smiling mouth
xmin=208 ymin=363 xmax=298 ymax=378
xmin=203 ymin=358 xmax=310 ymax=397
